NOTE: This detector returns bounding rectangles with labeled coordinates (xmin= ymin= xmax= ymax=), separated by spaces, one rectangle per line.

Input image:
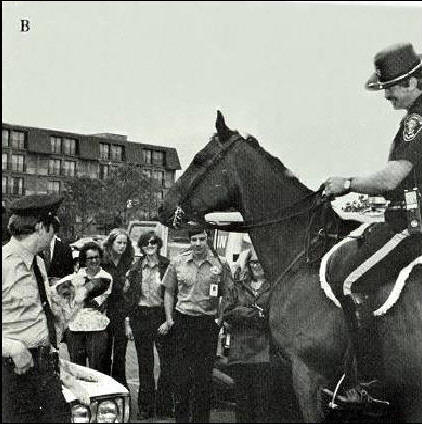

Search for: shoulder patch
xmin=403 ymin=113 xmax=422 ymax=142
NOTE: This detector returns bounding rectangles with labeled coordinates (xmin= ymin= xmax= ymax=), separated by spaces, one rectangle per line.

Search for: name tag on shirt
xmin=209 ymin=283 xmax=219 ymax=297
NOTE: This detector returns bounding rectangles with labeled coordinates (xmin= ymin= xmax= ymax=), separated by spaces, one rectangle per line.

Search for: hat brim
xmin=365 ymin=56 xmax=422 ymax=91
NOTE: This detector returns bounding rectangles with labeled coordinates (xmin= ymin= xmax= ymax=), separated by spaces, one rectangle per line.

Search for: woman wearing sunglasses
xmin=125 ymin=231 xmax=172 ymax=420
xmin=223 ymin=247 xmax=273 ymax=423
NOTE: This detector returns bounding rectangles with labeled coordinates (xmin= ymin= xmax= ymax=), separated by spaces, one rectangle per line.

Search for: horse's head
xmin=158 ymin=111 xmax=242 ymax=228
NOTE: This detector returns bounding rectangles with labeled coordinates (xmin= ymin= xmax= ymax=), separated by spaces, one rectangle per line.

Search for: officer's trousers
xmin=2 ymin=356 xmax=70 ymax=423
xmin=172 ymin=311 xmax=220 ymax=423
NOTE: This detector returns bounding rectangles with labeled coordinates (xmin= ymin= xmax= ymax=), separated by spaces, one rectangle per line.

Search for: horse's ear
xmin=216 ymin=110 xmax=231 ymax=143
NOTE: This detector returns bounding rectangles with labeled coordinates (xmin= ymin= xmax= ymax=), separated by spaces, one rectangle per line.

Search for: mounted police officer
xmin=159 ymin=225 xmax=233 ymax=423
xmin=322 ymin=43 xmax=422 ymax=411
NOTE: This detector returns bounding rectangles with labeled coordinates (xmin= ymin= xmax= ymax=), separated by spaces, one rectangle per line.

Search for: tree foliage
xmin=61 ymin=164 xmax=160 ymax=238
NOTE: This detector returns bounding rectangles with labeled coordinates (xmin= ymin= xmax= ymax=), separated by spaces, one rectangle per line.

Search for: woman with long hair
xmin=223 ymin=247 xmax=273 ymax=423
xmin=125 ymin=231 xmax=173 ymax=420
xmin=102 ymin=228 xmax=134 ymax=388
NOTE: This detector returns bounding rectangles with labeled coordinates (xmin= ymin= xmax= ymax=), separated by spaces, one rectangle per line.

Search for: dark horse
xmin=158 ymin=112 xmax=422 ymax=422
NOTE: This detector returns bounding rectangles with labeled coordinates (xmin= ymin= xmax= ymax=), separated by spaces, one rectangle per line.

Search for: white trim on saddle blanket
xmin=319 ymin=225 xmax=417 ymax=316
xmin=373 ymin=255 xmax=422 ymax=316
xmin=319 ymin=223 xmax=371 ymax=308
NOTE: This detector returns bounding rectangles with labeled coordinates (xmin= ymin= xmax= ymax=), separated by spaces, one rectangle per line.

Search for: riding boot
xmin=322 ymin=293 xmax=390 ymax=414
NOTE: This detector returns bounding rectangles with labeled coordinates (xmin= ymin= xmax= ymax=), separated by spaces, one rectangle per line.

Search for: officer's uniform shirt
xmin=2 ymin=239 xmax=50 ymax=348
xmin=386 ymin=94 xmax=422 ymax=201
xmin=162 ymin=248 xmax=232 ymax=317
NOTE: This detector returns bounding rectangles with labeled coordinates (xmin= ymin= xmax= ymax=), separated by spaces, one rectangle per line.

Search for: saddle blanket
xmin=319 ymin=222 xmax=422 ymax=315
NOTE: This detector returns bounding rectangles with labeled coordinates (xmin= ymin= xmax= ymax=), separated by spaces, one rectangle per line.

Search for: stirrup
xmin=322 ymin=377 xmax=390 ymax=411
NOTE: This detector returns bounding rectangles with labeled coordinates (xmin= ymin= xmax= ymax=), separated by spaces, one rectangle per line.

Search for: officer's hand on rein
xmin=323 ymin=177 xmax=350 ymax=198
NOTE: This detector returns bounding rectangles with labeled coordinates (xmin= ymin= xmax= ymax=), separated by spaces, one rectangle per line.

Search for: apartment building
xmin=2 ymin=123 xmax=181 ymax=219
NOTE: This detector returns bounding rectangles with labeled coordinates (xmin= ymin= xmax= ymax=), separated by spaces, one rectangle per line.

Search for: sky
xmin=2 ymin=1 xmax=422 ymax=195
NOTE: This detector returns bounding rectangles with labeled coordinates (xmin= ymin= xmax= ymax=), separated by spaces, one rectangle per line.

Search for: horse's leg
xmin=291 ymin=356 xmax=325 ymax=423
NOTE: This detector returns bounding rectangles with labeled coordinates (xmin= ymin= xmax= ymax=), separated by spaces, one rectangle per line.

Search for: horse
xmin=158 ymin=112 xmax=422 ymax=422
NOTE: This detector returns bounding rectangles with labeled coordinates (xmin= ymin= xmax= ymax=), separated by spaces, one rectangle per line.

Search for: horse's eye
xmin=193 ymin=152 xmax=206 ymax=165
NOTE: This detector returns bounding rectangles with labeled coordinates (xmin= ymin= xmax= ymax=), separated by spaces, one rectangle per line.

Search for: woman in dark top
xmin=125 ymin=231 xmax=173 ymax=419
xmin=102 ymin=228 xmax=134 ymax=388
xmin=223 ymin=247 xmax=273 ymax=423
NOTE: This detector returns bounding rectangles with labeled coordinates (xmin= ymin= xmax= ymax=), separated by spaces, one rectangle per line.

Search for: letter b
xmin=21 ymin=20 xmax=30 ymax=32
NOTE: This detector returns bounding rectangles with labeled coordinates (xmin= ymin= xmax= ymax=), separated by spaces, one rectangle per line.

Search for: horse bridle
xmin=173 ymin=133 xmax=243 ymax=227
xmin=172 ymin=132 xmax=328 ymax=231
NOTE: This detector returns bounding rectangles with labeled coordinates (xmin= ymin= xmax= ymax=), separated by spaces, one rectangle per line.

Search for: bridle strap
xmin=178 ymin=133 xmax=243 ymax=209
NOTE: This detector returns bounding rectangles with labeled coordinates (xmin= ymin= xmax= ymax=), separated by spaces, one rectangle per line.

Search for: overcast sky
xmin=3 ymin=1 xmax=422 ymax=192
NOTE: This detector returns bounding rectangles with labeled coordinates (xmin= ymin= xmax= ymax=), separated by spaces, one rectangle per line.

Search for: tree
xmin=61 ymin=176 xmax=105 ymax=237
xmin=99 ymin=164 xmax=159 ymax=226
xmin=61 ymin=164 xmax=160 ymax=237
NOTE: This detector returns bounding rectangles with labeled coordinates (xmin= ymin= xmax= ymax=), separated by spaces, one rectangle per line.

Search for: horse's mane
xmin=242 ymin=133 xmax=313 ymax=194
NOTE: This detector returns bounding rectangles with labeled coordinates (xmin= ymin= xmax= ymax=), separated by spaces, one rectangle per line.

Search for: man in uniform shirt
xmin=2 ymin=194 xmax=73 ymax=422
xmin=160 ymin=225 xmax=233 ymax=423
xmin=322 ymin=43 xmax=422 ymax=409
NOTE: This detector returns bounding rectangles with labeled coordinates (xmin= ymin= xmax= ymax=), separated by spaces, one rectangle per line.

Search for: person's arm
xmin=324 ymin=160 xmax=414 ymax=197
xmin=157 ymin=263 xmax=177 ymax=335
xmin=2 ymin=337 xmax=33 ymax=375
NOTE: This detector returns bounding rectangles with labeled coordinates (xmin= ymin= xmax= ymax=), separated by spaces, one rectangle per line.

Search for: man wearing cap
xmin=2 ymin=194 xmax=95 ymax=422
xmin=159 ymin=226 xmax=233 ymax=423
xmin=322 ymin=43 xmax=422 ymax=409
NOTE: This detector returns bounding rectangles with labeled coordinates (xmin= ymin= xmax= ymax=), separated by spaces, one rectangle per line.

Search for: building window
xmin=10 ymin=131 xmax=26 ymax=150
xmin=49 ymin=159 xmax=61 ymax=176
xmin=2 ymin=153 xmax=8 ymax=171
xmin=100 ymin=143 xmax=110 ymax=160
xmin=47 ymin=181 xmax=60 ymax=194
xmin=152 ymin=151 xmax=165 ymax=166
xmin=2 ymin=176 xmax=7 ymax=194
xmin=10 ymin=177 xmax=24 ymax=195
xmin=143 ymin=149 xmax=152 ymax=164
xmin=11 ymin=154 xmax=25 ymax=172
xmin=63 ymin=138 xmax=77 ymax=156
xmin=50 ymin=137 xmax=62 ymax=154
xmin=142 ymin=169 xmax=152 ymax=179
xmin=99 ymin=164 xmax=110 ymax=179
xmin=2 ymin=129 xmax=9 ymax=147
xmin=63 ymin=160 xmax=76 ymax=177
xmin=153 ymin=170 xmax=165 ymax=186
xmin=111 ymin=145 xmax=123 ymax=161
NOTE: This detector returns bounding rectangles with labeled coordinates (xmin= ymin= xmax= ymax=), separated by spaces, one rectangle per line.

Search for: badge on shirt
xmin=209 ymin=283 xmax=219 ymax=297
xmin=403 ymin=113 xmax=422 ymax=142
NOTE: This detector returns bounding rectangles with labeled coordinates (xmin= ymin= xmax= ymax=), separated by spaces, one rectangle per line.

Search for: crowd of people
xmin=1 ymin=194 xmax=280 ymax=423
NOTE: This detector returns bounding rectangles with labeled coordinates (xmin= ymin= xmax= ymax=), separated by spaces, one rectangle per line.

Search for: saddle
xmin=321 ymin=222 xmax=421 ymax=316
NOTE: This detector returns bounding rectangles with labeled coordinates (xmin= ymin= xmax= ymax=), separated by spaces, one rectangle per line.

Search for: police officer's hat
xmin=9 ymin=194 xmax=63 ymax=222
xmin=366 ymin=43 xmax=422 ymax=90
xmin=188 ymin=223 xmax=207 ymax=238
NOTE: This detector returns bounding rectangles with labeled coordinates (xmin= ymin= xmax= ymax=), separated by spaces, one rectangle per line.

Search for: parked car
xmin=61 ymin=362 xmax=130 ymax=423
